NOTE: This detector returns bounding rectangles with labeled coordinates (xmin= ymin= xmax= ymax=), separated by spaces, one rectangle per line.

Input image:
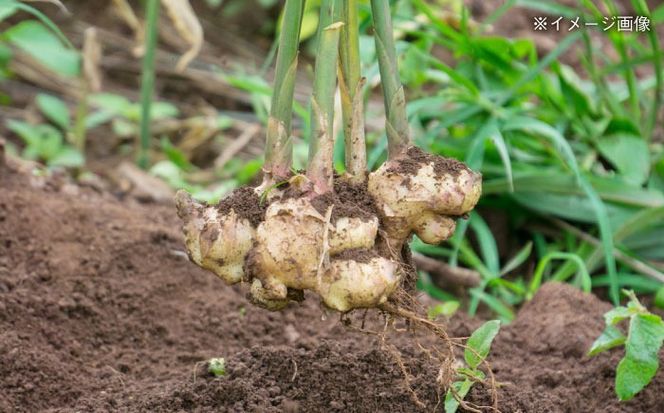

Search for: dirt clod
xmin=331 ymin=248 xmax=377 ymax=263
xmin=217 ymin=186 xmax=267 ymax=227
xmin=387 ymin=146 xmax=469 ymax=177
xmin=310 ymin=179 xmax=377 ymax=223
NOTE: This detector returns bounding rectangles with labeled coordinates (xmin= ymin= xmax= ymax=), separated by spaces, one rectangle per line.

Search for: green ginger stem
xmin=339 ymin=0 xmax=367 ymax=180
xmin=264 ymin=0 xmax=305 ymax=181
xmin=370 ymin=0 xmax=410 ymax=158
xmin=307 ymin=0 xmax=343 ymax=193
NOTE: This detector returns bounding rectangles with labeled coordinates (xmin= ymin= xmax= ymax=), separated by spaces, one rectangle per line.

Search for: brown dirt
xmin=331 ymin=248 xmax=377 ymax=264
xmin=388 ymin=146 xmax=469 ymax=178
xmin=1 ymin=163 xmax=664 ymax=412
xmin=217 ymin=186 xmax=266 ymax=227
xmin=469 ymin=283 xmax=664 ymax=413
xmin=309 ymin=179 xmax=376 ymax=223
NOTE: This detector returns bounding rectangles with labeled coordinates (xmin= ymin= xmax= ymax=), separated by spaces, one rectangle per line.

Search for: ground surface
xmin=2 ymin=160 xmax=664 ymax=413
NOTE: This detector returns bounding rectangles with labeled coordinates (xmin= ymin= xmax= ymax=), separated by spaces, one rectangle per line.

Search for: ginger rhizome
xmin=175 ymin=0 xmax=481 ymax=312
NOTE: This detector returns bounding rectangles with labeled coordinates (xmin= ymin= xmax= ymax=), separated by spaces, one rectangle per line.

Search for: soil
xmin=387 ymin=146 xmax=469 ymax=178
xmin=310 ymin=180 xmax=377 ymax=223
xmin=2 ymin=162 xmax=664 ymax=413
xmin=217 ymin=187 xmax=267 ymax=227
xmin=330 ymin=248 xmax=378 ymax=264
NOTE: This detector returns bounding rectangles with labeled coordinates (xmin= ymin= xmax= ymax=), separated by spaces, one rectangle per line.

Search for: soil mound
xmin=471 ymin=283 xmax=664 ymax=412
xmin=1 ymin=163 xmax=663 ymax=412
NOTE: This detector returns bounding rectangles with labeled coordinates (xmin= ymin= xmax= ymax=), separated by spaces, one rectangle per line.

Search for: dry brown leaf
xmin=160 ymin=0 xmax=203 ymax=72
xmin=110 ymin=0 xmax=144 ymax=57
xmin=82 ymin=27 xmax=103 ymax=92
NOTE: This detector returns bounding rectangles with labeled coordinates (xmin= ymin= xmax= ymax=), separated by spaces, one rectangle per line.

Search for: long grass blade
xmin=502 ymin=116 xmax=619 ymax=303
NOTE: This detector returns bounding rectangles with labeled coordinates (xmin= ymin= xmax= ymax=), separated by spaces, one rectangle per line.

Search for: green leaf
xmin=444 ymin=379 xmax=473 ymax=413
xmin=464 ymin=320 xmax=501 ymax=369
xmin=616 ymin=314 xmax=664 ymax=401
xmin=0 ymin=42 xmax=12 ymax=67
xmin=449 ymin=118 xmax=495 ymax=266
xmin=604 ymin=306 xmax=631 ymax=326
xmin=6 ymin=119 xmax=40 ymax=146
xmin=111 ymin=118 xmax=136 ymax=137
xmin=591 ymin=274 xmax=663 ymax=294
xmin=468 ymin=213 xmax=500 ymax=274
xmin=84 ymin=110 xmax=116 ymax=129
xmin=6 ymin=120 xmax=63 ymax=161
xmin=469 ymin=289 xmax=515 ymax=321
xmin=529 ymin=252 xmax=591 ymax=297
xmin=597 ymin=134 xmax=650 ymax=186
xmin=4 ymin=20 xmax=80 ymax=77
xmin=514 ymin=0 xmax=578 ymax=18
xmin=499 ymin=241 xmax=532 ymax=276
xmin=151 ymin=160 xmax=186 ymax=186
xmin=489 ymin=123 xmax=513 ymax=192
xmin=655 ymin=286 xmax=664 ymax=310
xmin=578 ymin=177 xmax=619 ymax=304
xmin=88 ymin=93 xmax=132 ymax=114
xmin=216 ymin=115 xmax=234 ymax=130
xmin=502 ymin=116 xmax=578 ymax=175
xmin=428 ymin=301 xmax=460 ymax=320
xmin=588 ymin=325 xmax=626 ymax=356
xmin=36 ymin=94 xmax=70 ymax=130
xmin=160 ymin=137 xmax=193 ymax=171
xmin=457 ymin=367 xmax=486 ymax=381
xmin=125 ymin=102 xmax=179 ymax=122
xmin=511 ymin=191 xmax=631 ymax=226
xmin=483 ymin=171 xmax=664 ymax=208
xmin=6 ymin=0 xmax=74 ymax=48
xmin=0 ymin=3 xmax=18 ymax=21
xmin=300 ymin=9 xmax=319 ymax=41
xmin=148 ymin=102 xmax=179 ymax=120
xmin=654 ymin=4 xmax=664 ymax=23
xmin=556 ymin=64 xmax=596 ymax=117
xmin=48 ymin=147 xmax=84 ymax=168
xmin=616 ymin=357 xmax=654 ymax=401
xmin=236 ymin=159 xmax=263 ymax=184
xmin=488 ymin=277 xmax=527 ymax=296
xmin=604 ymin=117 xmax=641 ymax=136
xmin=88 ymin=93 xmax=176 ymax=123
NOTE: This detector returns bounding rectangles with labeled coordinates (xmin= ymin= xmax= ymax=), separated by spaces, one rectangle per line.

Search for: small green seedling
xmin=87 ymin=93 xmax=180 ymax=137
xmin=445 ymin=320 xmax=501 ymax=413
xmin=207 ymin=357 xmax=226 ymax=377
xmin=427 ymin=301 xmax=460 ymax=321
xmin=6 ymin=94 xmax=84 ymax=169
xmin=589 ymin=290 xmax=664 ymax=401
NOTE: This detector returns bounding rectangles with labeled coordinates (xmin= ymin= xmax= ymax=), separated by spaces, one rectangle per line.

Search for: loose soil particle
xmin=1 ymin=163 xmax=663 ymax=412
xmin=387 ymin=146 xmax=469 ymax=178
xmin=217 ymin=186 xmax=267 ymax=227
xmin=331 ymin=248 xmax=377 ymax=263
xmin=310 ymin=179 xmax=376 ymax=223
